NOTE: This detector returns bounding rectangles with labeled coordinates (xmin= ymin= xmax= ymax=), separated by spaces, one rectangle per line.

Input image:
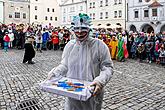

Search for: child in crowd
xmin=137 ymin=43 xmax=145 ymax=62
xmin=3 ymin=32 xmax=10 ymax=52
xmin=52 ymin=34 xmax=59 ymax=50
xmin=158 ymin=44 xmax=165 ymax=65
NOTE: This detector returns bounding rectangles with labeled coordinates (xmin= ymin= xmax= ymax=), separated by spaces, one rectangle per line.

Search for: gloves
xmin=47 ymin=68 xmax=56 ymax=80
xmin=90 ymin=81 xmax=103 ymax=96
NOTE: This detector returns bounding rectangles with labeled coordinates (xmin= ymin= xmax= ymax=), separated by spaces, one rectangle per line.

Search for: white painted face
xmin=74 ymin=27 xmax=89 ymax=41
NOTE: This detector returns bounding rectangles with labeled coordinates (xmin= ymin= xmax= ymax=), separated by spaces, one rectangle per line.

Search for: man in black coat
xmin=23 ymin=32 xmax=35 ymax=64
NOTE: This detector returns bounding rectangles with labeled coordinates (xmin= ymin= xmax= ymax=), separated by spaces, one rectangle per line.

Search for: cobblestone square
xmin=0 ymin=49 xmax=165 ymax=110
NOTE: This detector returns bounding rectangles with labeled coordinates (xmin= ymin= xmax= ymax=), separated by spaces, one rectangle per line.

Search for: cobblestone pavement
xmin=0 ymin=49 xmax=165 ymax=110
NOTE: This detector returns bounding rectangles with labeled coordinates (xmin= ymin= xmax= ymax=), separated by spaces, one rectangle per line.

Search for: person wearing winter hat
xmin=47 ymin=13 xmax=114 ymax=110
xmin=22 ymin=32 xmax=35 ymax=64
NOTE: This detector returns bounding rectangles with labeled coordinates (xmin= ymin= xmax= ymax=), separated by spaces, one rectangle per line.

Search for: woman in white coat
xmin=47 ymin=13 xmax=114 ymax=110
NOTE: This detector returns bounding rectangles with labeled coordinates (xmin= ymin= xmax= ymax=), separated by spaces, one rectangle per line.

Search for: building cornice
xmin=60 ymin=1 xmax=86 ymax=7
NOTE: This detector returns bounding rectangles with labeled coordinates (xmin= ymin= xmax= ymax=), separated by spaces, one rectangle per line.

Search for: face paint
xmin=74 ymin=27 xmax=89 ymax=41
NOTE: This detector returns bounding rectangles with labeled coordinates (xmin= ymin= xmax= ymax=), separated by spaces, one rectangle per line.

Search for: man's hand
xmin=46 ymin=68 xmax=56 ymax=80
xmin=90 ymin=82 xmax=103 ymax=96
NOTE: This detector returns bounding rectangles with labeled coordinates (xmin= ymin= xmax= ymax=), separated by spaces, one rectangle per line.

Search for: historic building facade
xmin=60 ymin=0 xmax=87 ymax=27
xmin=87 ymin=0 xmax=127 ymax=29
xmin=0 ymin=0 xmax=4 ymax=23
xmin=30 ymin=0 xmax=60 ymax=27
xmin=4 ymin=0 xmax=30 ymax=24
xmin=127 ymin=0 xmax=165 ymax=33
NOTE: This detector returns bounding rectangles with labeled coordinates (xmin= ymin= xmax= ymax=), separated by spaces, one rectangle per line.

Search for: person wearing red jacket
xmin=3 ymin=32 xmax=10 ymax=52
xmin=52 ymin=34 xmax=59 ymax=50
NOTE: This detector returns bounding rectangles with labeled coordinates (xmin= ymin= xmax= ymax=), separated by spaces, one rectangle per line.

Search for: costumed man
xmin=47 ymin=13 xmax=114 ymax=110
xmin=109 ymin=34 xmax=118 ymax=60
xmin=23 ymin=32 xmax=35 ymax=64
xmin=117 ymin=33 xmax=124 ymax=61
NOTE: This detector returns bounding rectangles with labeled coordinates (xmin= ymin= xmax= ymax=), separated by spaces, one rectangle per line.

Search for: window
xmin=64 ymin=8 xmax=66 ymax=13
xmin=100 ymin=12 xmax=103 ymax=19
xmin=15 ymin=12 xmax=20 ymax=18
xmin=100 ymin=1 xmax=103 ymax=7
xmin=23 ymin=13 xmax=26 ymax=19
xmin=119 ymin=10 xmax=122 ymax=17
xmin=50 ymin=17 xmax=52 ymax=21
xmin=93 ymin=13 xmax=95 ymax=20
xmin=93 ymin=2 xmax=95 ymax=8
xmin=9 ymin=14 xmax=12 ymax=18
xmin=139 ymin=0 xmax=142 ymax=2
xmin=119 ymin=0 xmax=122 ymax=4
xmin=114 ymin=0 xmax=117 ymax=5
xmin=80 ymin=6 xmax=83 ymax=11
xmin=52 ymin=8 xmax=54 ymax=12
xmin=144 ymin=10 xmax=149 ymax=17
xmin=90 ymin=13 xmax=92 ymax=18
xmin=35 ymin=6 xmax=37 ymax=10
xmin=105 ymin=12 xmax=108 ymax=19
xmin=135 ymin=11 xmax=139 ymax=18
xmin=70 ymin=16 xmax=72 ymax=21
xmin=55 ymin=17 xmax=57 ymax=21
xmin=105 ymin=0 xmax=108 ymax=6
xmin=45 ymin=16 xmax=48 ymax=20
xmin=114 ymin=11 xmax=117 ymax=18
xmin=63 ymin=17 xmax=66 ymax=22
xmin=35 ymin=15 xmax=37 ymax=20
xmin=47 ymin=8 xmax=49 ymax=12
xmin=152 ymin=8 xmax=157 ymax=16
xmin=90 ymin=3 xmax=92 ymax=8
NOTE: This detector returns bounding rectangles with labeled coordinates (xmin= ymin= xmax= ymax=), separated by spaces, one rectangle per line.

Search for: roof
xmin=148 ymin=1 xmax=163 ymax=7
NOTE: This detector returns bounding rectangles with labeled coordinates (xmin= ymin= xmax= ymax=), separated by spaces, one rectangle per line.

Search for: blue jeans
xmin=4 ymin=42 xmax=9 ymax=51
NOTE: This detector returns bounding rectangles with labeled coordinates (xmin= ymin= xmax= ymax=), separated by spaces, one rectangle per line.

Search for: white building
xmin=127 ymin=0 xmax=165 ymax=33
xmin=60 ymin=0 xmax=87 ymax=27
xmin=0 ymin=0 xmax=4 ymax=23
xmin=4 ymin=0 xmax=30 ymax=24
xmin=87 ymin=0 xmax=127 ymax=30
xmin=30 ymin=0 xmax=60 ymax=27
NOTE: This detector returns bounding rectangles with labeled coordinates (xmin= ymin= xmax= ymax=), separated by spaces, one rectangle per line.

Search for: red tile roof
xmin=149 ymin=1 xmax=163 ymax=7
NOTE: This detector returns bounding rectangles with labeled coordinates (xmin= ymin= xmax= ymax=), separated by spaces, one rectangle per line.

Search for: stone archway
xmin=130 ymin=25 xmax=137 ymax=32
xmin=141 ymin=24 xmax=154 ymax=33
xmin=160 ymin=24 xmax=165 ymax=33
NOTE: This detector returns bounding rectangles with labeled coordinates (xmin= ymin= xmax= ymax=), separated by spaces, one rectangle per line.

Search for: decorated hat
xmin=72 ymin=13 xmax=91 ymax=28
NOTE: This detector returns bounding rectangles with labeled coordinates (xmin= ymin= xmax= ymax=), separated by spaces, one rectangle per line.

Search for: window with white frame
xmin=93 ymin=2 xmax=95 ymax=8
xmin=35 ymin=6 xmax=37 ymax=10
xmin=35 ymin=15 xmax=37 ymax=20
xmin=23 ymin=13 xmax=26 ymax=19
xmin=105 ymin=0 xmax=108 ymax=6
xmin=152 ymin=8 xmax=157 ymax=16
xmin=63 ymin=17 xmax=66 ymax=22
xmin=144 ymin=9 xmax=149 ymax=17
xmin=55 ymin=17 xmax=57 ymax=21
xmin=15 ymin=12 xmax=20 ymax=18
xmin=100 ymin=12 xmax=103 ymax=19
xmin=64 ymin=8 xmax=66 ymax=13
xmin=90 ymin=3 xmax=92 ymax=8
xmin=105 ymin=12 xmax=108 ymax=19
xmin=119 ymin=10 xmax=122 ymax=17
xmin=45 ymin=16 xmax=48 ymax=20
xmin=80 ymin=6 xmax=83 ymax=11
xmin=93 ymin=13 xmax=95 ymax=19
xmin=90 ymin=13 xmax=92 ymax=18
xmin=114 ymin=0 xmax=117 ymax=5
xmin=114 ymin=11 xmax=117 ymax=18
xmin=100 ymin=1 xmax=103 ymax=7
xmin=119 ymin=0 xmax=122 ymax=4
xmin=135 ymin=11 xmax=139 ymax=18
